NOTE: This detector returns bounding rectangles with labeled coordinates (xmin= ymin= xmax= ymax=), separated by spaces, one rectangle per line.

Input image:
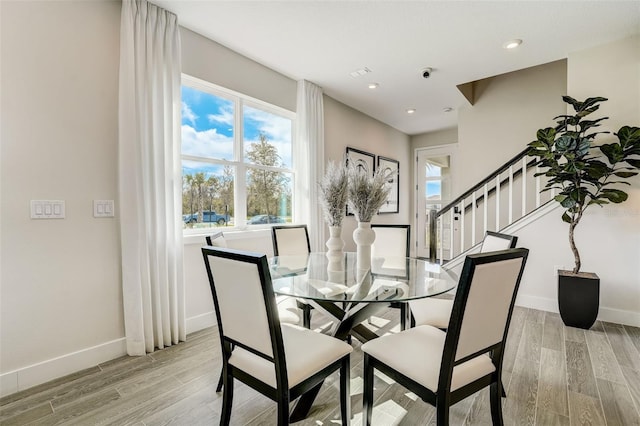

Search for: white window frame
xmin=181 ymin=74 xmax=297 ymax=235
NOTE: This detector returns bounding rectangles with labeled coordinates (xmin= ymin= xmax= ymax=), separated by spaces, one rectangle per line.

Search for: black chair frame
xmin=202 ymin=247 xmax=351 ymax=425
xmin=364 ymin=248 xmax=529 ymax=426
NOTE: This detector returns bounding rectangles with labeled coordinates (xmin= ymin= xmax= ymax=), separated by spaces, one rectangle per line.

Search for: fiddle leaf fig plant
xmin=528 ymin=96 xmax=640 ymax=274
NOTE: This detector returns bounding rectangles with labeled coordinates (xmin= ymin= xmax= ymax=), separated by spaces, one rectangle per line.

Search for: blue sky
xmin=181 ymin=85 xmax=292 ymax=179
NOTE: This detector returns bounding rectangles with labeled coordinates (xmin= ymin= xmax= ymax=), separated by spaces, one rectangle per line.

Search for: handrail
xmin=437 ymin=146 xmax=530 ymax=216
xmin=455 ymin=158 xmax=537 ymax=215
xmin=428 ymin=145 xmax=540 ymax=263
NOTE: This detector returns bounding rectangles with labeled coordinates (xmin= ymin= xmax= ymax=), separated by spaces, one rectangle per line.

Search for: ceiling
xmin=154 ymin=1 xmax=640 ymax=136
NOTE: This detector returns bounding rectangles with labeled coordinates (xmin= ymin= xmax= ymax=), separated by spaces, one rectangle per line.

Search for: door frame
xmin=413 ymin=144 xmax=458 ymax=259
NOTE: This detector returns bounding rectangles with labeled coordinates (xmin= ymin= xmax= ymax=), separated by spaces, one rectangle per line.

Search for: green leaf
xmin=577 ymin=105 xmax=600 ymax=117
xmin=561 ymin=212 xmax=572 ymax=223
xmin=579 ymin=117 xmax=607 ymax=132
xmin=600 ymin=143 xmax=624 ymax=164
xmin=536 ymin=128 xmax=556 ymax=145
xmin=614 ymin=171 xmax=638 ymax=178
xmin=556 ymin=135 xmax=576 ymax=152
xmin=616 ymin=126 xmax=640 ymax=149
xmin=600 ymin=189 xmax=628 ymax=203
xmin=528 ymin=141 xmax=547 ymax=148
xmin=562 ymin=96 xmax=582 ymax=111
xmin=626 ymin=159 xmax=640 ymax=168
xmin=580 ymin=97 xmax=608 ymax=111
xmin=560 ymin=196 xmax=576 ymax=209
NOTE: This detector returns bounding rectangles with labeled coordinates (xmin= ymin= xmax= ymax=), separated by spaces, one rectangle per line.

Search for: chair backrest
xmin=371 ymin=224 xmax=411 ymax=258
xmin=202 ymin=246 xmax=285 ymax=368
xmin=205 ymin=232 xmax=226 ymax=247
xmin=272 ymin=225 xmax=311 ymax=256
xmin=479 ymin=231 xmax=518 ymax=253
xmin=441 ymin=248 xmax=528 ymax=380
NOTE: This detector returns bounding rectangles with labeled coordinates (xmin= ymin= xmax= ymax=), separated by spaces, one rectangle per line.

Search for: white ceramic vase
xmin=326 ymin=226 xmax=344 ymax=263
xmin=353 ymin=221 xmax=375 ymax=271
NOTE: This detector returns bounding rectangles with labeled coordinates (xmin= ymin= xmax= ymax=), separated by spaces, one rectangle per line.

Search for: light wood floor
xmin=2 ymin=306 xmax=639 ymax=425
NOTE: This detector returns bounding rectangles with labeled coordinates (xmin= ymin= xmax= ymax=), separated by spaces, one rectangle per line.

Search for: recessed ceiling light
xmin=406 ymin=108 xmax=416 ymax=114
xmin=368 ymin=83 xmax=379 ymax=89
xmin=503 ymin=39 xmax=522 ymax=49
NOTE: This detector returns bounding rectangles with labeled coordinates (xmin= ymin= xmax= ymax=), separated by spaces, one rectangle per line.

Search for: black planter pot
xmin=558 ymin=270 xmax=599 ymax=329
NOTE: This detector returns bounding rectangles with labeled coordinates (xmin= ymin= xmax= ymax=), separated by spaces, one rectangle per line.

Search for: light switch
xmin=31 ymin=200 xmax=65 ymax=219
xmin=94 ymin=200 xmax=115 ymax=218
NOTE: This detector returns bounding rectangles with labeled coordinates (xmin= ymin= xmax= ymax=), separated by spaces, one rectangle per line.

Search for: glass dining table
xmin=269 ymin=252 xmax=458 ymax=421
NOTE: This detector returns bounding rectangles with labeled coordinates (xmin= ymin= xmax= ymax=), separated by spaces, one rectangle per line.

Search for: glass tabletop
xmin=270 ymin=252 xmax=457 ymax=303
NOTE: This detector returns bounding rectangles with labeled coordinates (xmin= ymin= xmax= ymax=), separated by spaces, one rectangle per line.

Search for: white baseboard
xmin=515 ymin=294 xmax=640 ymax=327
xmin=186 ymin=311 xmax=217 ymax=334
xmin=0 ymin=338 xmax=126 ymax=398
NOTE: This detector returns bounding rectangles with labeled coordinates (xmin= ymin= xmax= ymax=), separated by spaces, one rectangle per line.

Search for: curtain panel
xmin=118 ymin=0 xmax=185 ymax=355
xmin=295 ymin=80 xmax=325 ymax=251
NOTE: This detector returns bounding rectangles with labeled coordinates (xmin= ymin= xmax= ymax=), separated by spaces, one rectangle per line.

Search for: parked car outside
xmin=247 ymin=214 xmax=285 ymax=225
xmin=183 ymin=211 xmax=229 ymax=225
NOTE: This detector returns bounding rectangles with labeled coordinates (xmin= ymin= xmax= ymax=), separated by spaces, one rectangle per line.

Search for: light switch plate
xmin=31 ymin=200 xmax=65 ymax=219
xmin=94 ymin=200 xmax=115 ymax=218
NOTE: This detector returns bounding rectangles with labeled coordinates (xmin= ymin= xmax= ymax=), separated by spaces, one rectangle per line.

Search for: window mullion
xmin=234 ymin=97 xmax=246 ymax=227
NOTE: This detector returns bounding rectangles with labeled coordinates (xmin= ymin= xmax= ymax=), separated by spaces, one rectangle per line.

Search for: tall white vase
xmin=326 ymin=226 xmax=344 ymax=272
xmin=353 ymin=221 xmax=375 ymax=271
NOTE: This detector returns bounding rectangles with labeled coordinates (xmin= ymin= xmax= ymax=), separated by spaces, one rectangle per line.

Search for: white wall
xmin=181 ymin=28 xmax=296 ymax=113
xmin=323 ymin=96 xmax=412 ymax=252
xmin=456 ymin=60 xmax=567 ymax=195
xmin=1 ymin=0 xmax=124 ymax=396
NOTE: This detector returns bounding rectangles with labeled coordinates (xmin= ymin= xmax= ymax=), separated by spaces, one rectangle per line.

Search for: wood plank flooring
xmin=2 ymin=307 xmax=639 ymax=425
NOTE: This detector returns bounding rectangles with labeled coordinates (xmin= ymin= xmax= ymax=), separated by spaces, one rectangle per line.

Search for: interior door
xmin=415 ymin=146 xmax=455 ymax=260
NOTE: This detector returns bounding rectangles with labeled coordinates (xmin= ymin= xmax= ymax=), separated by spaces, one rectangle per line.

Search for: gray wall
xmin=323 ymin=96 xmax=412 ymax=251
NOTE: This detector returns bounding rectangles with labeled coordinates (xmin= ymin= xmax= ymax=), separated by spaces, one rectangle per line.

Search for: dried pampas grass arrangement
xmin=347 ymin=161 xmax=394 ymax=222
xmin=318 ymin=160 xmax=349 ymax=227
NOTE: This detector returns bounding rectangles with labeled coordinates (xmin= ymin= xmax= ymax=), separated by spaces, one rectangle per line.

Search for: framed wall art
xmin=345 ymin=147 xmax=375 ymax=216
xmin=377 ymin=156 xmax=399 ymax=214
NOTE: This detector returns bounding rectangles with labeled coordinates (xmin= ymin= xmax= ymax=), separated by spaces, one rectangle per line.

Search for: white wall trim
xmin=515 ymin=294 xmax=640 ymax=327
xmin=0 ymin=338 xmax=127 ymax=398
xmin=186 ymin=311 xmax=217 ymax=334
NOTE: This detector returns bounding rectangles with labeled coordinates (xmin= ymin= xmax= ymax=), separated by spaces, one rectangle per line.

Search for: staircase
xmin=428 ymin=147 xmax=554 ymax=264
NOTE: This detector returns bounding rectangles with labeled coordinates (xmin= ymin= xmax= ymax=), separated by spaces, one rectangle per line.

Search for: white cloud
xmin=207 ymin=104 xmax=234 ymax=126
xmin=181 ymin=101 xmax=197 ymax=125
xmin=244 ymin=106 xmax=292 ymax=142
xmin=181 ymin=125 xmax=234 ymax=160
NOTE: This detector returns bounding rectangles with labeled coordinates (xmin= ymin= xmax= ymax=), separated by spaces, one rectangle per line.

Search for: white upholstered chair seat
xmin=409 ymin=297 xmax=453 ymax=329
xmin=229 ymin=324 xmax=353 ymax=388
xmin=361 ymin=325 xmax=495 ymax=392
xmin=275 ymin=296 xmax=301 ymax=324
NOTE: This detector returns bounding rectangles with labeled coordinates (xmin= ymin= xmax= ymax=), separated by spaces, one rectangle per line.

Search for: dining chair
xmin=202 ymin=246 xmax=353 ymax=426
xmin=362 ymin=248 xmax=529 ymax=426
xmin=371 ymin=224 xmax=411 ymax=330
xmin=271 ymin=225 xmax=313 ymax=329
xmin=409 ymin=231 xmax=518 ymax=329
xmin=206 ymin=233 xmax=301 ymax=393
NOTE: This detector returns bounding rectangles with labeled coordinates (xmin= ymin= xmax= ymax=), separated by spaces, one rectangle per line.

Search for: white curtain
xmin=118 ymin=0 xmax=185 ymax=355
xmin=295 ymin=80 xmax=325 ymax=251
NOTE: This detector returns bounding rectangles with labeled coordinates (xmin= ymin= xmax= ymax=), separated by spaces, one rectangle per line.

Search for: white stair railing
xmin=429 ymin=148 xmax=551 ymax=263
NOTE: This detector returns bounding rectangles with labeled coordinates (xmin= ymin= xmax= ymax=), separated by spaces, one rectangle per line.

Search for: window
xmin=181 ymin=75 xmax=295 ymax=231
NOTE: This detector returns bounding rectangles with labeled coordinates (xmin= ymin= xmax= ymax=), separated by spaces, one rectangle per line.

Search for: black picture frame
xmin=345 ymin=147 xmax=375 ymax=216
xmin=377 ymin=156 xmax=399 ymax=214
